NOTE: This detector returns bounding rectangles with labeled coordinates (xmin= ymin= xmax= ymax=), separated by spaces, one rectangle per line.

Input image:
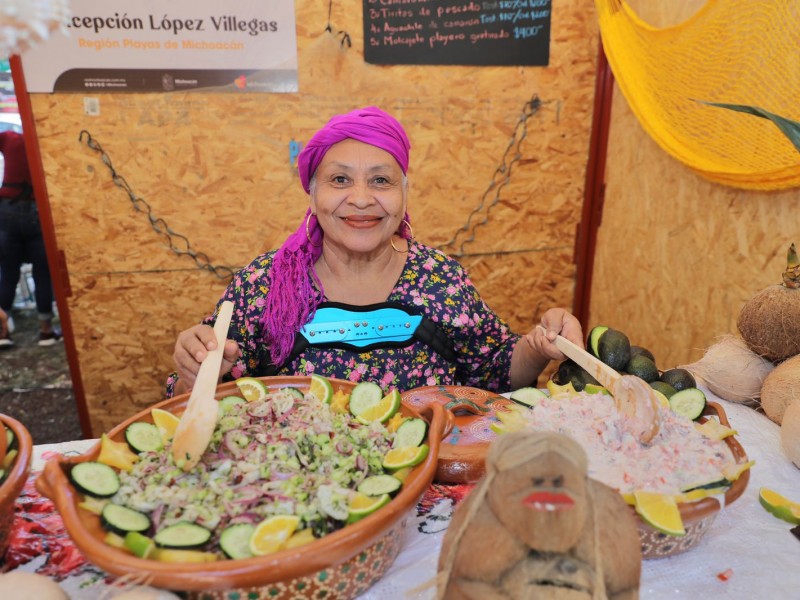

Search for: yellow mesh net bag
xmin=596 ymin=0 xmax=800 ymax=190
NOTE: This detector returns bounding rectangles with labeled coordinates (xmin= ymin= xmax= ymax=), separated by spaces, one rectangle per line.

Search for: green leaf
xmin=695 ymin=101 xmax=800 ymax=153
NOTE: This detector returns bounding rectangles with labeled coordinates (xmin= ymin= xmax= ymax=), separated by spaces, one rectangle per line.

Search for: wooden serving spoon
xmin=538 ymin=327 xmax=662 ymax=444
xmin=171 ymin=300 xmax=234 ymax=470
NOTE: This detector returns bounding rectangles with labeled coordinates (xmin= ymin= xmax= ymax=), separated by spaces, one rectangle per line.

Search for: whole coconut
xmin=782 ymin=400 xmax=800 ymax=468
xmin=737 ymin=243 xmax=800 ymax=363
xmin=760 ymin=354 xmax=800 ymax=425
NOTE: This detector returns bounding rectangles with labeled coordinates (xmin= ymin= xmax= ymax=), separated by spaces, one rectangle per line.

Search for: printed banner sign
xmin=20 ymin=0 xmax=298 ymax=93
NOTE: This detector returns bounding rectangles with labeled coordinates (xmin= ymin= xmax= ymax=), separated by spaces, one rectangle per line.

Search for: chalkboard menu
xmin=363 ymin=0 xmax=552 ymax=66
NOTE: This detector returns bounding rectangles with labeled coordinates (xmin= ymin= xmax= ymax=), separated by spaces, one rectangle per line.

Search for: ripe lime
xmin=308 ymin=374 xmax=334 ymax=404
xmin=347 ymin=492 xmax=391 ymax=524
xmin=124 ymin=531 xmax=155 ymax=559
xmin=382 ymin=443 xmax=429 ymax=470
xmin=633 ymin=490 xmax=686 ymax=536
xmin=235 ymin=377 xmax=268 ymax=402
xmin=356 ymin=389 xmax=401 ymax=424
xmin=151 ymin=408 xmax=180 ymax=443
xmin=759 ymin=487 xmax=800 ymax=524
xmin=249 ymin=515 xmax=300 ymax=556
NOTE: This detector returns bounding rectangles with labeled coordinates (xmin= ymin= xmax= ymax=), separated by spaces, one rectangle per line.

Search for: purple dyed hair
xmin=263 ymin=107 xmax=413 ymax=366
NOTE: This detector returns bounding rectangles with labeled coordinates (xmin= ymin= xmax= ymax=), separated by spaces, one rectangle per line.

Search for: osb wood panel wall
xmin=29 ymin=1 xmax=599 ymax=435
xmin=590 ymin=0 xmax=800 ymax=371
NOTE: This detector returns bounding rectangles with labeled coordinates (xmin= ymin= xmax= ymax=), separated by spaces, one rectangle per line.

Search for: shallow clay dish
xmin=0 ymin=414 xmax=33 ymax=559
xmin=36 ymin=376 xmax=450 ymax=598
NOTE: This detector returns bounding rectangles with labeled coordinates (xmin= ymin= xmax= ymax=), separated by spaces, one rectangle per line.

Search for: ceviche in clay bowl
xmin=36 ymin=376 xmax=451 ymax=598
xmin=0 ymin=414 xmax=33 ymax=559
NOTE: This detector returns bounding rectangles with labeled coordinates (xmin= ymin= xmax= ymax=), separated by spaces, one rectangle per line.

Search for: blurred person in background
xmin=0 ymin=130 xmax=61 ymax=348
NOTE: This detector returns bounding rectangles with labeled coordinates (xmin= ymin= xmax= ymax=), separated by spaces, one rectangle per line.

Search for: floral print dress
xmin=166 ymin=241 xmax=519 ymax=396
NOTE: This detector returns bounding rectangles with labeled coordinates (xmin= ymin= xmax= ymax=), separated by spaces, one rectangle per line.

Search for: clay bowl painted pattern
xmin=0 ymin=413 xmax=33 ymax=560
xmin=401 ymin=387 xmax=749 ymax=559
xmin=637 ymin=401 xmax=749 ymax=559
xmin=36 ymin=376 xmax=450 ymax=598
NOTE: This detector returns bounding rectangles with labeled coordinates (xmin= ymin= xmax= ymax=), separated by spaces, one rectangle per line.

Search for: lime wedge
xmin=347 ymin=492 xmax=391 ymax=524
xmin=759 ymin=487 xmax=800 ymax=524
xmin=124 ymin=531 xmax=155 ymax=559
xmin=382 ymin=444 xmax=429 ymax=470
xmin=634 ymin=490 xmax=685 ymax=536
xmin=308 ymin=374 xmax=334 ymax=404
xmin=235 ymin=377 xmax=268 ymax=402
xmin=356 ymin=389 xmax=401 ymax=424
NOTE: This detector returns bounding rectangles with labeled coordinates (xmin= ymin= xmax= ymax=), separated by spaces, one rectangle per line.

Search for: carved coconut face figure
xmin=487 ymin=444 xmax=589 ymax=554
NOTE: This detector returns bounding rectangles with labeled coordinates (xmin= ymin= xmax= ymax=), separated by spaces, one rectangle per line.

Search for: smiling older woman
xmin=169 ymin=107 xmax=583 ymax=397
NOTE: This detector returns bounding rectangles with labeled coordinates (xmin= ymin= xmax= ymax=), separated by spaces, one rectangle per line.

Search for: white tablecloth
xmin=17 ymin=391 xmax=800 ymax=599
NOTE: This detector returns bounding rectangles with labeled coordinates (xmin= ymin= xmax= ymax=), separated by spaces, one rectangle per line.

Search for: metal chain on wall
xmin=440 ymin=94 xmax=543 ymax=257
xmin=78 ymin=130 xmax=236 ymax=281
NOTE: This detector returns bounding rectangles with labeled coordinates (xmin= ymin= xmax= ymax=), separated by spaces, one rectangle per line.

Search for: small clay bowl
xmin=37 ymin=376 xmax=450 ymax=598
xmin=636 ymin=401 xmax=749 ymax=559
xmin=0 ymin=413 xmax=34 ymax=560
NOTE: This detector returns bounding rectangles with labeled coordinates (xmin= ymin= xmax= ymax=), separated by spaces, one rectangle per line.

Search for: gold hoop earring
xmin=390 ymin=219 xmax=413 ymax=253
xmin=306 ymin=213 xmax=322 ymax=247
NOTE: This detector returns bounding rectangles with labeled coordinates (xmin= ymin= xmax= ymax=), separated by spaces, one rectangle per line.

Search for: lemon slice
xmin=633 ymin=490 xmax=686 ymax=536
xmin=249 ymin=515 xmax=300 ymax=556
xmin=382 ymin=443 xmax=429 ymax=470
xmin=235 ymin=377 xmax=269 ymax=402
xmin=347 ymin=492 xmax=391 ymax=524
xmin=759 ymin=487 xmax=800 ymax=524
xmin=97 ymin=433 xmax=139 ymax=472
xmin=284 ymin=528 xmax=316 ymax=549
xmin=151 ymin=408 xmax=180 ymax=443
xmin=356 ymin=389 xmax=402 ymax=424
xmin=308 ymin=374 xmax=334 ymax=404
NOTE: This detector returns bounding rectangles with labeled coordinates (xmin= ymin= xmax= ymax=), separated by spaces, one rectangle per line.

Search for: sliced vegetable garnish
xmin=97 ymin=433 xmax=139 ymax=472
xmin=348 ymin=381 xmax=383 ymax=417
xmin=235 ymin=377 xmax=269 ymax=402
xmin=150 ymin=408 xmax=180 ymax=443
xmin=393 ymin=417 xmax=427 ymax=448
xmin=219 ymin=523 xmax=256 ymax=560
xmin=355 ymin=389 xmax=401 ymax=424
xmin=509 ymin=386 xmax=547 ymax=407
xmin=124 ymin=531 xmax=156 ymax=559
xmin=347 ymin=492 xmax=391 ymax=523
xmin=101 ymin=504 xmax=151 ymax=536
xmin=154 ymin=522 xmax=212 ymax=549
xmin=151 ymin=548 xmax=219 ymax=563
xmin=633 ymin=490 xmax=686 ymax=537
xmin=248 ymin=515 xmax=300 ymax=556
xmin=125 ymin=422 xmax=164 ymax=454
xmin=759 ymin=487 xmax=800 ymax=524
xmin=695 ymin=419 xmax=737 ymax=440
xmin=284 ymin=528 xmax=316 ymax=549
xmin=357 ymin=474 xmax=402 ymax=496
xmin=382 ymin=444 xmax=429 ymax=470
xmin=70 ymin=461 xmax=121 ymax=498
xmin=308 ymin=374 xmax=334 ymax=404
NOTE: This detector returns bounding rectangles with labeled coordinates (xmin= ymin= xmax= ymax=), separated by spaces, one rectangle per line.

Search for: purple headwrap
xmin=263 ymin=106 xmax=413 ymax=366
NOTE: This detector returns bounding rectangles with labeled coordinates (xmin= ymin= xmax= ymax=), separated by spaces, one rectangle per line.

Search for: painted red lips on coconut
xmin=522 ymin=491 xmax=576 ymax=512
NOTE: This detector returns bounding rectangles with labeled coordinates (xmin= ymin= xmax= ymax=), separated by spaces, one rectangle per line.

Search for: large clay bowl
xmin=637 ymin=401 xmax=749 ymax=559
xmin=0 ymin=413 xmax=33 ymax=559
xmin=36 ymin=376 xmax=450 ymax=598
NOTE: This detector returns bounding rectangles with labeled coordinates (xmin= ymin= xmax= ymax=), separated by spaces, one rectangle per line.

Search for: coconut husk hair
xmin=429 ymin=431 xmax=606 ymax=600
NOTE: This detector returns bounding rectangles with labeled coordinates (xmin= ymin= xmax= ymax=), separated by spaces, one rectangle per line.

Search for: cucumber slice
xmin=101 ymin=503 xmax=151 ymax=536
xmin=394 ymin=418 xmax=427 ymax=448
xmin=283 ymin=386 xmax=305 ymax=400
xmin=509 ymin=387 xmax=547 ymax=408
xmin=348 ymin=381 xmax=383 ymax=417
xmin=218 ymin=395 xmax=247 ymax=415
xmin=669 ymin=387 xmax=706 ymax=420
xmin=154 ymin=522 xmax=212 ymax=549
xmin=70 ymin=461 xmax=121 ymax=498
xmin=219 ymin=523 xmax=256 ymax=560
xmin=357 ymin=474 xmax=402 ymax=496
xmin=125 ymin=422 xmax=164 ymax=453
